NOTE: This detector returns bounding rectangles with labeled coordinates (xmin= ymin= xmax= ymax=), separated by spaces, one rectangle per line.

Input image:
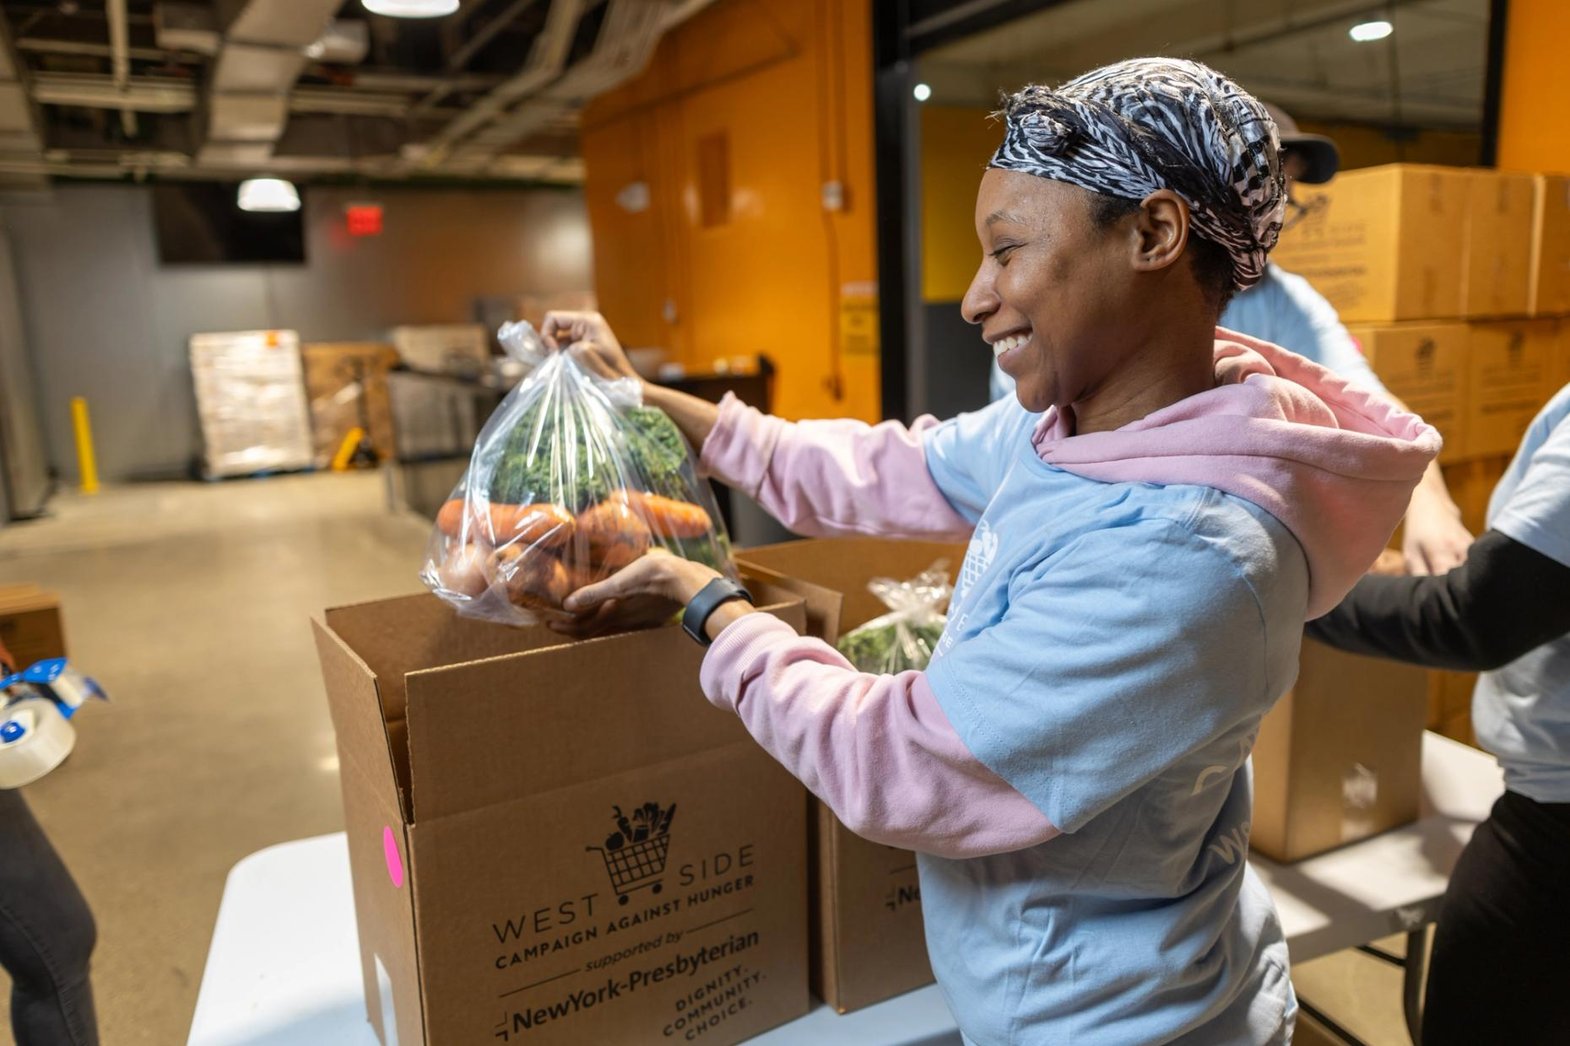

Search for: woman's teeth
xmin=993 ymin=333 xmax=1029 ymax=359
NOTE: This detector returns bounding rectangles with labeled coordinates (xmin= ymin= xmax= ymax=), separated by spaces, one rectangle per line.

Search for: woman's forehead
xmin=976 ymin=170 xmax=1083 ymax=225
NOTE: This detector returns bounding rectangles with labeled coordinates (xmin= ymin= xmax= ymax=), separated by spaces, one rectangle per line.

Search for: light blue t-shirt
xmin=917 ymin=397 xmax=1306 ymax=1045
xmin=989 ymin=264 xmax=1384 ymax=401
xmin=1474 ymin=382 xmax=1570 ymax=803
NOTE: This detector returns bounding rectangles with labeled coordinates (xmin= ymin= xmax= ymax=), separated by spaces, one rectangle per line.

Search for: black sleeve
xmin=1306 ymin=529 xmax=1570 ymax=671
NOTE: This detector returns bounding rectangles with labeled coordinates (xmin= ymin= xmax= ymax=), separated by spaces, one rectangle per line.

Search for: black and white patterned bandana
xmin=990 ymin=58 xmax=1285 ymax=290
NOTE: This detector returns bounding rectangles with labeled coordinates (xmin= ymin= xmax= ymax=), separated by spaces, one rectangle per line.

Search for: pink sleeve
xmin=698 ymin=394 xmax=973 ymax=541
xmin=699 ymin=613 xmax=1060 ymax=858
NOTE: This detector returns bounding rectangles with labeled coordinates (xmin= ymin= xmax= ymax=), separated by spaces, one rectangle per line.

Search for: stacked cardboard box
xmin=1251 ymin=639 xmax=1429 ymax=862
xmin=734 ymin=538 xmax=966 ymax=1013
xmin=300 ymin=342 xmax=401 ymax=468
xmin=0 ymin=584 xmax=65 ymax=667
xmin=1278 ymin=163 xmax=1569 ymax=748
xmin=313 ymin=583 xmax=812 ymax=1045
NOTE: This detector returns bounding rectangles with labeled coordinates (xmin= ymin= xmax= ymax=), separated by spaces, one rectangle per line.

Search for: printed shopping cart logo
xmin=585 ymin=802 xmax=676 ymax=906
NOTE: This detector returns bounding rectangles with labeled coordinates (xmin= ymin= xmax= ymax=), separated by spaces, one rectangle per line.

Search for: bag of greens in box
xmin=835 ymin=564 xmax=953 ymax=673
xmin=421 ymin=321 xmax=736 ymax=626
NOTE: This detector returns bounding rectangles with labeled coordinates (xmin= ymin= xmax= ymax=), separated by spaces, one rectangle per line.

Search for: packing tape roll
xmin=0 ymin=698 xmax=76 ymax=789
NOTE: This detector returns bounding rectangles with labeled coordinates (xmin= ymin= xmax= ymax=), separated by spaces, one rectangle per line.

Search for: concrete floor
xmin=0 ymin=473 xmax=428 ymax=1045
xmin=0 ymin=472 xmax=1417 ymax=1045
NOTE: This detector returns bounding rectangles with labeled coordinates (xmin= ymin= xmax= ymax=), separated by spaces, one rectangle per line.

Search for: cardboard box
xmin=1439 ymin=455 xmax=1511 ymax=534
xmin=1251 ymin=637 xmax=1428 ymax=862
xmin=313 ymin=588 xmax=811 ymax=1045
xmin=1271 ymin=164 xmax=1470 ymax=323
xmin=0 ymin=585 xmax=65 ymax=670
xmin=734 ymin=538 xmax=965 ymax=1013
xmin=1348 ymin=323 xmax=1469 ymax=464
xmin=390 ymin=325 xmax=490 ymax=374
xmin=1529 ymin=174 xmax=1570 ymax=316
xmin=1427 ymin=670 xmax=1476 ymax=732
xmin=301 ymin=342 xmax=400 ymax=468
xmin=1464 ymin=320 xmax=1557 ymax=457
xmin=1462 ymin=171 xmax=1535 ymax=318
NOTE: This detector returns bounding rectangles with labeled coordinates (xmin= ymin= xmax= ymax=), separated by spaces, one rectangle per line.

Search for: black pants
xmin=1423 ymin=789 xmax=1570 ymax=1046
xmin=0 ymin=788 xmax=98 ymax=1046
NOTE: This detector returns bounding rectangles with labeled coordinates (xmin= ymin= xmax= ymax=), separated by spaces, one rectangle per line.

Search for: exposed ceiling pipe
xmin=106 ymin=0 xmax=137 ymax=136
xmin=408 ymin=0 xmax=585 ymax=168
xmin=30 ymin=73 xmax=424 ymax=120
xmin=449 ymin=0 xmax=718 ymax=170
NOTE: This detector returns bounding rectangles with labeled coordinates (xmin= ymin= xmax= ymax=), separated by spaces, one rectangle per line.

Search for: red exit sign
xmin=345 ymin=202 xmax=383 ymax=237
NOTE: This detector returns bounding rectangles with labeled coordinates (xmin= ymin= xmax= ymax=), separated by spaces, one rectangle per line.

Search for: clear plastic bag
xmin=834 ymin=563 xmax=953 ymax=673
xmin=420 ymin=321 xmax=736 ymax=626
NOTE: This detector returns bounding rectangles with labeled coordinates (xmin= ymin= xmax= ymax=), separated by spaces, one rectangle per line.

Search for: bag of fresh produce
xmin=834 ymin=563 xmax=952 ymax=673
xmin=421 ymin=321 xmax=735 ymax=625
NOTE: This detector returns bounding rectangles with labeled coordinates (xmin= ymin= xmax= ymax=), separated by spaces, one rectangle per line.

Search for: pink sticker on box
xmin=383 ymin=825 xmax=404 ymax=888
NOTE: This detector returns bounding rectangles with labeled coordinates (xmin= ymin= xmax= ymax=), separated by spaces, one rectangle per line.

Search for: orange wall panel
xmin=1498 ymin=0 xmax=1570 ymax=173
xmin=919 ymin=105 xmax=1000 ymax=303
xmin=581 ymin=0 xmax=879 ymax=422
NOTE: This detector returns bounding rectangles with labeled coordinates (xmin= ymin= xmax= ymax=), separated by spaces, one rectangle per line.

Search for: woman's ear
xmin=1131 ymin=189 xmax=1191 ymax=275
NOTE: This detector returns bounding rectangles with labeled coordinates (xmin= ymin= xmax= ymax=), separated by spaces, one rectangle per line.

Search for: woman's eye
xmin=990 ymin=245 xmax=1018 ymax=264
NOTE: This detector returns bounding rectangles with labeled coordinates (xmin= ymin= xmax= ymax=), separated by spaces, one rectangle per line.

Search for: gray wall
xmin=1 ymin=182 xmax=592 ymax=482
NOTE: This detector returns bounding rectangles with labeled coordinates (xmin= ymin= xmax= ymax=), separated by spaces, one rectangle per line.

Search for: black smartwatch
xmin=681 ymin=578 xmax=754 ymax=646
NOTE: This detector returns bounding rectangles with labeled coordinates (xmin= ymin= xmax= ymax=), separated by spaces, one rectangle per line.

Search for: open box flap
xmin=405 ymin=594 xmax=806 ymax=823
xmin=313 ymin=618 xmax=410 ymax=823
xmin=738 ymin=538 xmax=967 ymax=636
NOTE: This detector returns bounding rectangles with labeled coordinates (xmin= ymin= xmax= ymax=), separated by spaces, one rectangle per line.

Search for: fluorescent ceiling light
xmin=362 ymin=0 xmax=459 ymax=16
xmin=237 ymin=177 xmax=301 ymax=213
xmin=1349 ymin=19 xmax=1393 ymax=42
xmin=913 ymin=82 xmax=932 ymax=102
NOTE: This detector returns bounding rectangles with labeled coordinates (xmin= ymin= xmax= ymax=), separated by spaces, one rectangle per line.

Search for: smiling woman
xmin=545 ymin=58 xmax=1441 ymax=1045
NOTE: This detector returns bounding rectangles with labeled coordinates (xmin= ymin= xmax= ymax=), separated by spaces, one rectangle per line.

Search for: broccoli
xmin=486 ymin=402 xmax=703 ymax=515
xmin=835 ymin=618 xmax=946 ymax=674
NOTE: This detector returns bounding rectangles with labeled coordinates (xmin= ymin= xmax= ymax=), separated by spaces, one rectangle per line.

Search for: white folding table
xmin=188 ymin=732 xmax=1502 ymax=1046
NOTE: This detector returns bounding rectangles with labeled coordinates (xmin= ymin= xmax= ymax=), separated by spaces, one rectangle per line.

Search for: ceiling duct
xmin=154 ymin=3 xmax=221 ymax=56
xmin=0 ymin=11 xmax=43 ymax=180
xmin=424 ymin=0 xmax=718 ymax=175
xmin=409 ymin=0 xmax=586 ymax=168
xmin=197 ymin=0 xmax=344 ymax=166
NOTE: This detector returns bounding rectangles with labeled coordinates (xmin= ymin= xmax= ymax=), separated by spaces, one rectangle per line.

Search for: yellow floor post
xmin=70 ymin=396 xmax=100 ymax=495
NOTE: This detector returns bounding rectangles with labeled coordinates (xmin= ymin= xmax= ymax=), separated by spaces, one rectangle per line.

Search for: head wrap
xmin=990 ymin=57 xmax=1285 ymax=290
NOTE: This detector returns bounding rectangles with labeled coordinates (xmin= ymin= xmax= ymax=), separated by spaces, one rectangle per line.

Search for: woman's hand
xmin=553 ymin=550 xmax=751 ymax=641
xmin=541 ymin=310 xmax=641 ymax=385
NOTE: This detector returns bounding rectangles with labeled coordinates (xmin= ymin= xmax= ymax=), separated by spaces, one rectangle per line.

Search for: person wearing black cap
xmin=992 ymin=101 xmax=1474 ymax=577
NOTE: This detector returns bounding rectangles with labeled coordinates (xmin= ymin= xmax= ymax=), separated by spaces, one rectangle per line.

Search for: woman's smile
xmin=990 ymin=329 xmax=1032 ymax=365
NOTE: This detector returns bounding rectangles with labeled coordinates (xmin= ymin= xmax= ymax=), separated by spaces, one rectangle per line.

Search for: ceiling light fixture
xmin=913 ymin=82 xmax=932 ymax=102
xmin=361 ymin=0 xmax=460 ymax=17
xmin=237 ymin=177 xmax=301 ymax=213
xmin=1349 ymin=19 xmax=1393 ymax=42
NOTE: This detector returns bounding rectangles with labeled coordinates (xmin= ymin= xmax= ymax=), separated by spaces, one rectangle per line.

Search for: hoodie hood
xmin=1031 ymin=327 xmax=1441 ymax=618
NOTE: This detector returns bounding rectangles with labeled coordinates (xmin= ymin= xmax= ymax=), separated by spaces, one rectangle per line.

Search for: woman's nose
xmin=961 ymin=267 xmax=997 ymax=326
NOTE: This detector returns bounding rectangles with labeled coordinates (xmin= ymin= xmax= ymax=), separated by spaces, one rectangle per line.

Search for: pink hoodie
xmin=697 ymin=331 xmax=1439 ymax=855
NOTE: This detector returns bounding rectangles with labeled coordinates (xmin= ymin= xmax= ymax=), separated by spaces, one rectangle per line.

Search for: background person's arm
xmin=1306 ymin=530 xmax=1570 ymax=671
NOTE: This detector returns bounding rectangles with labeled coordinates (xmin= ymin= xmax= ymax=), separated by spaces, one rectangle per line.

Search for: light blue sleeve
xmin=1224 ymin=266 xmax=1386 ymax=393
xmin=925 ymin=518 xmax=1277 ymax=833
xmin=921 ymin=397 xmax=1034 ymax=524
xmin=1491 ymin=394 xmax=1570 ymax=569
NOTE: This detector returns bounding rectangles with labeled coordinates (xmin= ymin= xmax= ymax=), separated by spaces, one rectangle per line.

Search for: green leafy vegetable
xmin=835 ymin=619 xmax=946 ymax=673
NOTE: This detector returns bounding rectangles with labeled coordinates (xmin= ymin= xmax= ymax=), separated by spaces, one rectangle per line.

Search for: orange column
xmin=1496 ymin=0 xmax=1570 ymax=171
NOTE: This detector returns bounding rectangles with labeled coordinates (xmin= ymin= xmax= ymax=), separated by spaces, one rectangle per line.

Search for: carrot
xmin=491 ymin=546 xmax=572 ymax=611
xmin=490 ymin=503 xmax=574 ymax=549
xmin=436 ymin=542 xmax=490 ymax=598
xmin=613 ymin=490 xmax=713 ymax=538
xmin=575 ymin=500 xmax=651 ymax=570
xmin=436 ymin=499 xmax=471 ymax=538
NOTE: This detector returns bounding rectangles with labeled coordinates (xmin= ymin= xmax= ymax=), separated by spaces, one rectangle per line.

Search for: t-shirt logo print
xmin=956 ymin=521 xmax=999 ymax=607
xmin=585 ymin=802 xmax=675 ymax=905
